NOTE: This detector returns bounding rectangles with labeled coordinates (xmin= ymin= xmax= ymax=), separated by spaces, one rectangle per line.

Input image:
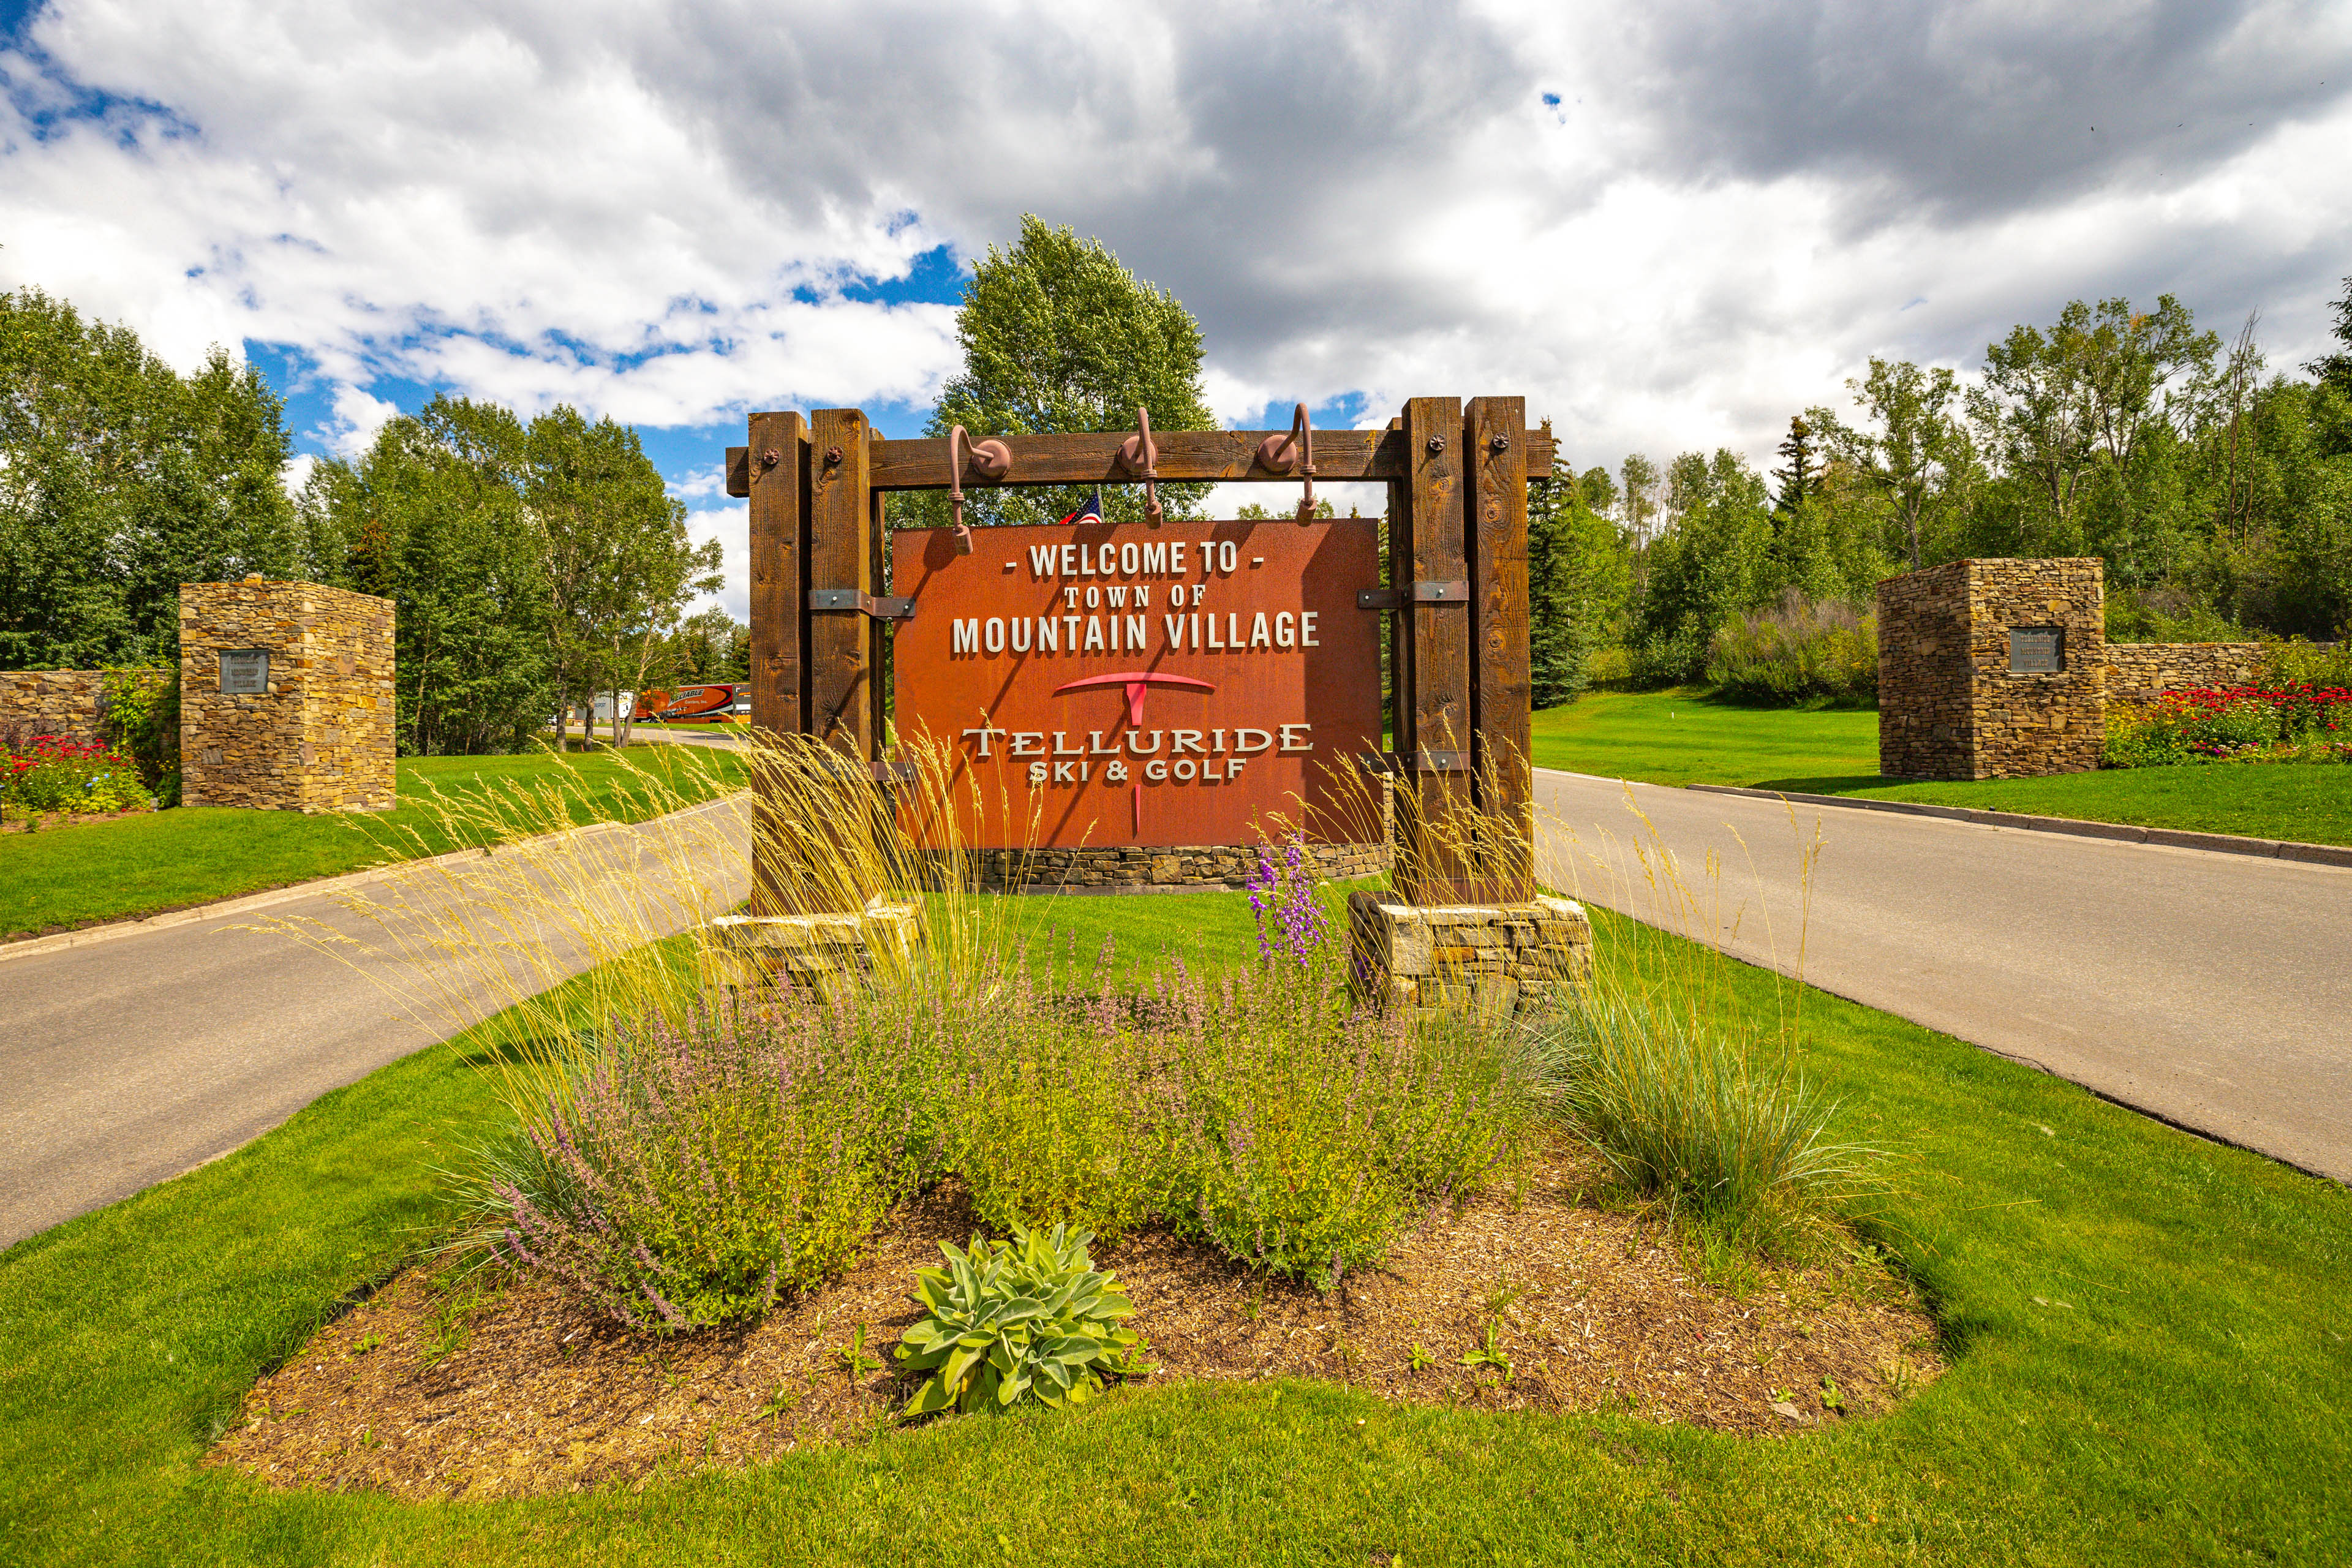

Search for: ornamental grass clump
xmin=1540 ymin=801 xmax=1894 ymax=1255
xmin=1551 ymin=989 xmax=1883 ymax=1253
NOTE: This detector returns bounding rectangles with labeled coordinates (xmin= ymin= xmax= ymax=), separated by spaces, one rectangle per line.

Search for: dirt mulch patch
xmin=1 ymin=805 xmax=153 ymax=834
xmin=211 ymin=1151 xmax=1940 ymax=1499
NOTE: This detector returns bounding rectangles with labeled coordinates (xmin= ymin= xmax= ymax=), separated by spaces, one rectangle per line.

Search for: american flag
xmin=1055 ymin=489 xmax=1105 ymax=527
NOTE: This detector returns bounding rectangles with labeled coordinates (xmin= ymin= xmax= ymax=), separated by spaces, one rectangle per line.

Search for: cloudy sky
xmin=4 ymin=0 xmax=2349 ymax=618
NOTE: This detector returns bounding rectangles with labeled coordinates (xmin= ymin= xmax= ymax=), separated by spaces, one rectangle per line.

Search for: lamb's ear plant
xmin=897 ymin=1224 xmax=1150 ymax=1415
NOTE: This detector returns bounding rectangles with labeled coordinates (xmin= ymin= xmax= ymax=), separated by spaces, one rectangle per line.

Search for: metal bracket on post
xmin=1357 ymin=749 xmax=1468 ymax=774
xmin=808 ymin=589 xmax=915 ymax=621
xmin=1355 ymin=580 xmax=1468 ymax=610
xmin=1114 ymin=406 xmax=1163 ymax=526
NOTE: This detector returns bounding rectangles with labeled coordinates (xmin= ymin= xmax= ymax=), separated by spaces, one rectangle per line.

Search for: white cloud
xmin=2 ymin=0 xmax=2347 ymax=615
xmin=322 ymin=383 xmax=402 ymax=458
xmin=682 ymin=503 xmax=748 ymax=622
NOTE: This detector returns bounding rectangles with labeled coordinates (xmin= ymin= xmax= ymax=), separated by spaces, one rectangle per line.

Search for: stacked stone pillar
xmin=1877 ymin=559 xmax=2105 ymax=781
xmin=179 ymin=576 xmax=396 ymax=812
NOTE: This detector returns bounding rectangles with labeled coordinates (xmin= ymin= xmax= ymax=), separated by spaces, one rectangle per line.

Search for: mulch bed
xmin=211 ymin=1150 xmax=1941 ymax=1499
xmin=1 ymin=805 xmax=152 ymax=834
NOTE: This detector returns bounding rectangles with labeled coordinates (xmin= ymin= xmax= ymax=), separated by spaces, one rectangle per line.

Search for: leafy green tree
xmin=1576 ymin=466 xmax=1619 ymax=517
xmin=1627 ymin=450 xmax=1776 ymax=685
xmin=2300 ymin=274 xmax=2352 ymax=399
xmin=921 ymin=216 xmax=1218 ymax=530
xmin=300 ymin=399 xmax=553 ymax=755
xmin=0 ymin=287 xmax=296 ymax=669
xmin=516 ymin=407 xmax=721 ymax=745
xmin=1821 ymin=359 xmax=1978 ymax=570
xmin=1618 ymin=453 xmax=1662 ymax=545
xmin=1967 ymin=295 xmax=2220 ymax=580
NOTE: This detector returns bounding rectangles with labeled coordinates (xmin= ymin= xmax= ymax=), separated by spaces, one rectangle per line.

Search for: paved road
xmin=1534 ymin=769 xmax=2352 ymax=1183
xmin=0 ymin=800 xmax=748 ymax=1248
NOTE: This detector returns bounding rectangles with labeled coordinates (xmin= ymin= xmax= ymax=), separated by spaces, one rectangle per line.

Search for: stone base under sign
xmin=1346 ymin=891 xmax=1594 ymax=1018
xmin=969 ymin=840 xmax=1387 ymax=893
xmin=706 ymin=902 xmax=921 ymax=992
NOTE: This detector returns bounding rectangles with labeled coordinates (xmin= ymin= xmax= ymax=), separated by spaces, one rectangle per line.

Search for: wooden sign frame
xmin=726 ymin=404 xmax=1550 ymax=911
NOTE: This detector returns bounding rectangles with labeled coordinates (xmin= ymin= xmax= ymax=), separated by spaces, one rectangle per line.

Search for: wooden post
xmin=807 ymin=408 xmax=875 ymax=760
xmin=747 ymin=409 xmax=809 ymax=917
xmin=1394 ymin=396 xmax=1477 ymax=904
xmin=868 ymin=484 xmax=891 ymax=755
xmin=1465 ymin=396 xmax=1533 ymax=903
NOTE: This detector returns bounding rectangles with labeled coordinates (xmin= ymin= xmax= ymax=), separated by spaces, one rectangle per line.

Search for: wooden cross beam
xmin=725 ymin=426 xmax=1555 ymax=497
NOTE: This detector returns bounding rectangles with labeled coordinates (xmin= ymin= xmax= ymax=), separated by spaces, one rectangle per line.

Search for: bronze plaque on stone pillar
xmin=2008 ymin=626 xmax=2064 ymax=673
xmin=219 ymin=649 xmax=270 ymax=694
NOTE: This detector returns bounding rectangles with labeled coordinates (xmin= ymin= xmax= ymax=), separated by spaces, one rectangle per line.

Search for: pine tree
xmin=1771 ymin=415 xmax=1823 ymax=516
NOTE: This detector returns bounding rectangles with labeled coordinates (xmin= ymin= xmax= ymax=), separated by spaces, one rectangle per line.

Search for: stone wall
xmin=2103 ymin=641 xmax=2337 ymax=706
xmin=969 ymin=837 xmax=1387 ymax=892
xmin=0 ymin=668 xmax=163 ymax=749
xmin=1877 ymin=559 xmax=2105 ymax=780
xmin=179 ymin=577 xmax=396 ymax=812
xmin=1347 ymin=891 xmax=1594 ymax=1019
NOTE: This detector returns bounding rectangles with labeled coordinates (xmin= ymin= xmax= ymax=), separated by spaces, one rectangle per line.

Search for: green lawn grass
xmin=1772 ymin=766 xmax=2352 ymax=848
xmin=1536 ymin=687 xmax=2352 ymax=846
xmin=1530 ymin=687 xmax=1880 ymax=787
xmin=4 ymin=896 xmax=2348 ymax=1566
xmin=0 ymin=745 xmax=747 ymax=939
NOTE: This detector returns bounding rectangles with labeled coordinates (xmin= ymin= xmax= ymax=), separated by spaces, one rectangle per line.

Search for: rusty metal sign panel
xmin=891 ymin=519 xmax=1383 ymax=849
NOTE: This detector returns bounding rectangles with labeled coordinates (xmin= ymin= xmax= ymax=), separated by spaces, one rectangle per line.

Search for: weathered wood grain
xmin=856 ymin=426 xmax=1553 ymax=492
xmin=1396 ymin=397 xmax=1478 ymax=905
xmin=1466 ymin=395 xmax=1534 ymax=903
xmin=746 ymin=411 xmax=806 ymax=916
xmin=806 ymin=409 xmax=873 ymax=761
xmin=730 ymin=424 xmax=1553 ymax=496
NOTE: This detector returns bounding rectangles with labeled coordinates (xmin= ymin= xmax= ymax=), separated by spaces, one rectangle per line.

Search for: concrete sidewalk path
xmin=0 ymin=798 xmax=748 ymax=1248
xmin=1534 ymin=769 xmax=2352 ymax=1184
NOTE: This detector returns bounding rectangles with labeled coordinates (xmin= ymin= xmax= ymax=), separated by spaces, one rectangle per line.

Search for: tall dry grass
xmin=263 ymin=724 xmax=1890 ymax=1319
xmin=1536 ymin=790 xmax=1894 ymax=1254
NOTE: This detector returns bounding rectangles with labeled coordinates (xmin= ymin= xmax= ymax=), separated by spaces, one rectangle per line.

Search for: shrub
xmin=1628 ymin=624 xmax=1708 ymax=688
xmin=1584 ymin=645 xmax=1634 ymax=688
xmin=1705 ymin=591 xmax=1877 ymax=707
xmin=482 ymin=998 xmax=916 ymax=1332
xmin=2101 ymin=704 xmax=2190 ymax=768
xmin=2 ymin=735 xmax=150 ymax=816
xmin=100 ymin=665 xmax=178 ymax=799
xmin=944 ymin=986 xmax=1177 ymax=1244
xmin=1169 ymin=959 xmax=1535 ymax=1288
xmin=896 ymin=1224 xmax=1149 ymax=1414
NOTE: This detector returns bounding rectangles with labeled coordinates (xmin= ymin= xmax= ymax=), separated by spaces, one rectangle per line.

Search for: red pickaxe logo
xmin=1052 ymin=671 xmax=1215 ymax=835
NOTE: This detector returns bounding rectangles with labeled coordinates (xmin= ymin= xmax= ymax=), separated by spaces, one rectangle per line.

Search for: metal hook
xmin=1256 ymin=402 xmax=1317 ymax=521
xmin=946 ymin=425 xmax=1011 ymax=554
xmin=1115 ymin=407 xmax=1162 ymax=527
